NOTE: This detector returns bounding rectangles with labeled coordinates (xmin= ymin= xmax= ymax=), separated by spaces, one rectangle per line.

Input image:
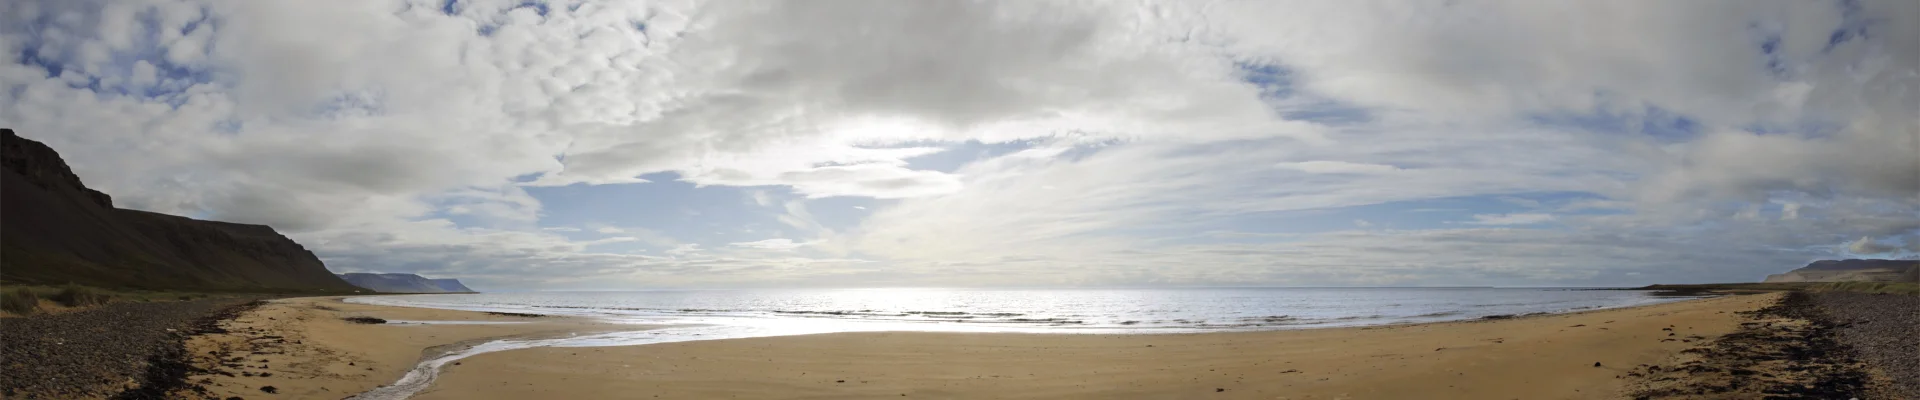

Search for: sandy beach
xmin=179 ymin=297 xmax=634 ymax=399
xmin=178 ymin=294 xmax=1790 ymax=399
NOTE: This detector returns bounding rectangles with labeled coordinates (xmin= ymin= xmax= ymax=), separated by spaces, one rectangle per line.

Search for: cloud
xmin=664 ymin=244 xmax=701 ymax=256
xmin=1275 ymin=161 xmax=1403 ymax=174
xmin=730 ymin=238 xmax=808 ymax=251
xmin=595 ymin=227 xmax=626 ymax=234
xmin=2 ymin=0 xmax=1914 ymax=288
xmin=1844 ymin=236 xmax=1899 ymax=255
xmin=1465 ymin=213 xmax=1557 ymax=226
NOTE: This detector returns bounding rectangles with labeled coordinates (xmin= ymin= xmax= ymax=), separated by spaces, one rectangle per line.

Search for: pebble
xmin=1810 ymin=292 xmax=1920 ymax=399
xmin=0 ymin=297 xmax=267 ymax=398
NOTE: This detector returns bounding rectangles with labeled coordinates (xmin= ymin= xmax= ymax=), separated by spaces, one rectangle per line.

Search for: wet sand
xmin=178 ymin=296 xmax=634 ymax=399
xmin=177 ymin=293 xmax=1776 ymax=400
xmin=181 ymin=294 xmax=1790 ymax=399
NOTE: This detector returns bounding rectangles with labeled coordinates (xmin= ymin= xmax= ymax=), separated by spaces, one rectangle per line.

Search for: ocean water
xmin=341 ymin=288 xmax=1694 ymax=399
xmin=348 ymin=287 xmax=1688 ymax=332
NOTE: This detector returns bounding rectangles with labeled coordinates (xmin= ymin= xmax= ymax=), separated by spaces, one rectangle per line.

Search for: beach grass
xmin=2 ymin=287 xmax=39 ymax=315
xmin=1809 ymin=281 xmax=1920 ymax=295
xmin=0 ymin=284 xmax=246 ymax=316
xmin=50 ymin=284 xmax=112 ymax=307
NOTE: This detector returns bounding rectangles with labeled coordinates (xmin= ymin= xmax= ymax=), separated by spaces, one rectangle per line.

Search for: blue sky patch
xmin=1529 ymin=104 xmax=1700 ymax=140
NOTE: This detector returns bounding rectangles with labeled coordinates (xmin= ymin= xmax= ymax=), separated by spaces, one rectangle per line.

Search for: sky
xmin=2 ymin=0 xmax=1916 ymax=290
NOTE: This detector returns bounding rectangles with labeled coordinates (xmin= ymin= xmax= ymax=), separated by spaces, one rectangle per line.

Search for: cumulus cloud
xmin=2 ymin=0 xmax=1914 ymax=288
xmin=1844 ymin=236 xmax=1899 ymax=255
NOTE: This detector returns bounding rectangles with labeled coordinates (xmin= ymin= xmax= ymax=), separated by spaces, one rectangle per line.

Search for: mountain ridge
xmin=336 ymin=273 xmax=476 ymax=293
xmin=1 ymin=129 xmax=359 ymax=292
xmin=1762 ymin=259 xmax=1920 ymax=284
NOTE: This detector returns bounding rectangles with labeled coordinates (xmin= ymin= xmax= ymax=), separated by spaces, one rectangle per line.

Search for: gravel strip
xmin=0 ymin=297 xmax=269 ymax=398
xmin=1810 ymin=292 xmax=1920 ymax=399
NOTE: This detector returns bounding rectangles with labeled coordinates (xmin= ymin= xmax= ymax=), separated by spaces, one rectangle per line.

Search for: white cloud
xmin=730 ymin=238 xmax=808 ymax=251
xmin=595 ymin=227 xmax=625 ymax=234
xmin=2 ymin=0 xmax=1914 ymax=288
xmin=1844 ymin=236 xmax=1898 ymax=255
xmin=1275 ymin=161 xmax=1403 ymax=174
xmin=1465 ymin=213 xmax=1557 ymax=226
xmin=664 ymin=243 xmax=701 ymax=256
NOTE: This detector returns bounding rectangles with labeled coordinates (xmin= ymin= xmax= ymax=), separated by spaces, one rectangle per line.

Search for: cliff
xmin=429 ymin=278 xmax=475 ymax=292
xmin=0 ymin=129 xmax=360 ymax=291
xmin=337 ymin=273 xmax=476 ymax=293
xmin=1763 ymin=259 xmax=1920 ymax=284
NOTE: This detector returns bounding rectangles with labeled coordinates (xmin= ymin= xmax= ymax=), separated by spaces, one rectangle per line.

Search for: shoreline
xmin=173 ymin=296 xmax=638 ymax=399
xmin=421 ymin=294 xmax=1777 ymax=399
xmin=175 ymin=293 xmax=1782 ymax=399
xmin=339 ymin=289 xmax=1711 ymax=334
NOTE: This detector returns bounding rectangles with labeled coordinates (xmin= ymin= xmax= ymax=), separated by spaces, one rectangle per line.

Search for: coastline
xmin=180 ymin=293 xmax=1790 ymax=399
xmin=175 ymin=296 xmax=636 ymax=399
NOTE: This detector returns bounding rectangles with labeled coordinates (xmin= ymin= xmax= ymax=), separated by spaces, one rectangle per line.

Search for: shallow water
xmin=342 ymin=287 xmax=1693 ymax=399
xmin=349 ymin=287 xmax=1686 ymax=332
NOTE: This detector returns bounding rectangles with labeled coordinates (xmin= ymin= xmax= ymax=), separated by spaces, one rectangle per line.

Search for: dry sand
xmin=181 ymin=292 xmax=1782 ymax=399
xmin=180 ymin=296 xmax=634 ymax=399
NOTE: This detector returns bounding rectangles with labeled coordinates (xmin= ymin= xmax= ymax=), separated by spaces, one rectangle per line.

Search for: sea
xmin=340 ymin=287 xmax=1696 ymax=399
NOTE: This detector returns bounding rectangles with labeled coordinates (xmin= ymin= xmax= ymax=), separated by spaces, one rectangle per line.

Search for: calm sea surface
xmin=348 ymin=287 xmax=1688 ymax=332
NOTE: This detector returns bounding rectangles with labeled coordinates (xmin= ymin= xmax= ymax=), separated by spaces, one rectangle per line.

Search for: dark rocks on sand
xmin=260 ymin=386 xmax=278 ymax=394
xmin=342 ymin=316 xmax=387 ymax=324
xmin=1809 ymin=292 xmax=1920 ymax=399
xmin=1627 ymin=292 xmax=1879 ymax=399
xmin=0 ymin=297 xmax=269 ymax=398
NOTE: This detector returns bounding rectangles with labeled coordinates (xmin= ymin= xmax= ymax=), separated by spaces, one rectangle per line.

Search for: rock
xmin=1 ymin=130 xmax=359 ymax=291
xmin=1810 ymin=292 xmax=1920 ymax=398
xmin=337 ymin=273 xmax=477 ymax=293
xmin=0 ymin=297 xmax=269 ymax=398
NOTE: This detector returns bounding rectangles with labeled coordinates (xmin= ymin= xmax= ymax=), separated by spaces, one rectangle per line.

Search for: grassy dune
xmin=0 ymin=284 xmax=234 ymax=316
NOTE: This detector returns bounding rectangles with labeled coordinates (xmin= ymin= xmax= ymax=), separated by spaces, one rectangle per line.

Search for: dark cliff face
xmin=0 ymin=129 xmax=359 ymax=291
xmin=428 ymin=278 xmax=475 ymax=292
xmin=337 ymin=273 xmax=476 ymax=293
xmin=1 ymin=130 xmax=112 ymax=208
